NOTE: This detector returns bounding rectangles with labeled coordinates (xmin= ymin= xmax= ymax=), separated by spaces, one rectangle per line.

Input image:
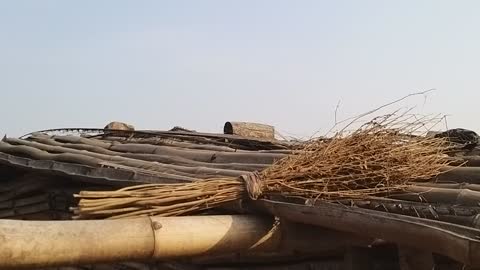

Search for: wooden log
xmin=449 ymin=156 xmax=480 ymax=167
xmin=0 ymin=151 xmax=197 ymax=185
xmin=139 ymin=129 xmax=286 ymax=146
xmin=0 ymin=215 xmax=371 ymax=268
xmin=102 ymin=135 xmax=257 ymax=151
xmin=415 ymin=182 xmax=480 ymax=192
xmin=52 ymin=134 xmax=240 ymax=153
xmin=439 ymin=214 xmax=480 ymax=229
xmin=391 ymin=186 xmax=480 ymax=206
xmin=437 ymin=167 xmax=480 ymax=184
xmin=0 ymin=141 xmax=101 ymax=167
xmin=118 ymin=153 xmax=269 ymax=171
xmin=347 ymin=199 xmax=480 ymax=219
xmin=351 ymin=200 xmax=480 ymax=227
xmin=4 ymin=138 xmax=250 ymax=178
xmin=30 ymin=135 xmax=268 ymax=172
xmin=28 ymin=128 xmax=293 ymax=150
xmin=224 ymin=122 xmax=275 ymax=140
xmin=108 ymin=143 xmax=286 ymax=164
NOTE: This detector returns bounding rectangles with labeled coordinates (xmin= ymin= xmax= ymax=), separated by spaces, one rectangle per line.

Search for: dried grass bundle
xmin=74 ymin=113 xmax=452 ymax=219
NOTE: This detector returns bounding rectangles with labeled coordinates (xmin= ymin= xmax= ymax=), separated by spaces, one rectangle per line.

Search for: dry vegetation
xmin=74 ymin=111 xmax=453 ymax=219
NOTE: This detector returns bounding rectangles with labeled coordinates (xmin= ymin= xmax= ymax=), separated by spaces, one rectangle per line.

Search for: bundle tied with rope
xmin=73 ymin=113 xmax=453 ymax=219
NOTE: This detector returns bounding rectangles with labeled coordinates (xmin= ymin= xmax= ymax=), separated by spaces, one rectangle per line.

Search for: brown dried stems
xmin=74 ymin=113 xmax=452 ymax=219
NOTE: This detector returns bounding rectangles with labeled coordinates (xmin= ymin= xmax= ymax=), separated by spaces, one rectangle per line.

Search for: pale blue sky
xmin=1 ymin=1 xmax=479 ymax=137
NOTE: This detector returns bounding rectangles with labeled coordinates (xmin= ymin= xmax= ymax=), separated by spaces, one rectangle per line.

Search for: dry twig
xmin=73 ymin=111 xmax=452 ymax=219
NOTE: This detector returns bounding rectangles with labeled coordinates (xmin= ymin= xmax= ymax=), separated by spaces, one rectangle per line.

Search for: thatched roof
xmin=1 ymin=124 xmax=480 ymax=269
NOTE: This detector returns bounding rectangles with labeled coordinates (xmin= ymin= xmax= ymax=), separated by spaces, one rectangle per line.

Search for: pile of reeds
xmin=73 ymin=113 xmax=453 ymax=219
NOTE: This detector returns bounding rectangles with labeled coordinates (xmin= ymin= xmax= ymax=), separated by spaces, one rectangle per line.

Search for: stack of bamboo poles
xmin=0 ymin=170 xmax=79 ymax=220
xmin=0 ymin=127 xmax=296 ymax=220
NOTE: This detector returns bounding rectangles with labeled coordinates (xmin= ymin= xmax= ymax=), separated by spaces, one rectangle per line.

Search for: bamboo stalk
xmin=0 ymin=215 xmax=370 ymax=268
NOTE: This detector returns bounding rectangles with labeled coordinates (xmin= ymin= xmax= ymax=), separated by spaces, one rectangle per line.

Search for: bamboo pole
xmin=0 ymin=217 xmax=153 ymax=268
xmin=52 ymin=134 xmax=239 ymax=153
xmin=0 ymin=215 xmax=369 ymax=269
xmin=4 ymin=139 xmax=249 ymax=178
xmin=30 ymin=135 xmax=268 ymax=172
xmin=107 ymin=143 xmax=285 ymax=164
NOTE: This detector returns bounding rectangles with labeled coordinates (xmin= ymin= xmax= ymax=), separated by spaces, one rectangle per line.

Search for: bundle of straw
xmin=73 ymin=114 xmax=452 ymax=219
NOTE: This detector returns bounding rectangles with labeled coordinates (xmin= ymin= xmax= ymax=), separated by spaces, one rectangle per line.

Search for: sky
xmin=1 ymin=1 xmax=479 ymax=138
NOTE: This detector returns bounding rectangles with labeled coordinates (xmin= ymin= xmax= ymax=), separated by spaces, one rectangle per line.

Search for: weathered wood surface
xmin=0 ymin=152 xmax=196 ymax=185
xmin=224 ymin=122 xmax=275 ymax=140
xmin=449 ymin=156 xmax=480 ymax=167
xmin=253 ymin=199 xmax=480 ymax=266
xmin=415 ymin=182 xmax=480 ymax=191
xmin=437 ymin=167 xmax=480 ymax=183
xmin=345 ymin=199 xmax=480 ymax=220
xmin=30 ymin=135 xmax=269 ymax=171
xmin=1 ymin=136 xmax=285 ymax=181
xmin=3 ymin=139 xmax=252 ymax=178
xmin=392 ymin=186 xmax=480 ymax=205
xmin=23 ymin=128 xmax=294 ymax=150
